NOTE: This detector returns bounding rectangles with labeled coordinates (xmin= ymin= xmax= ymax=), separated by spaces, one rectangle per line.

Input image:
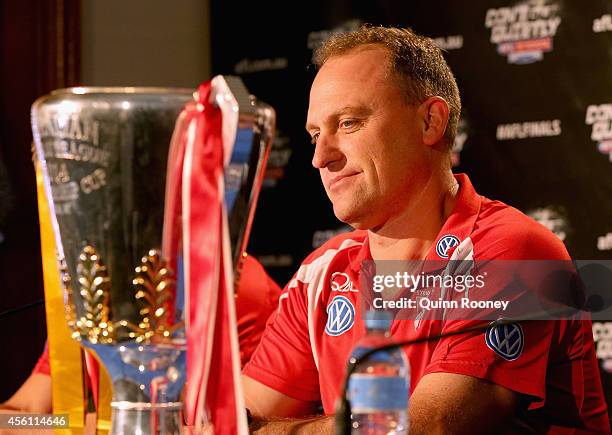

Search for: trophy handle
xmin=212 ymin=76 xmax=276 ymax=285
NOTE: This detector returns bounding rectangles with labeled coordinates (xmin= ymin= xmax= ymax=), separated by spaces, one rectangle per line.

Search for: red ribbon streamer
xmin=163 ymin=81 xmax=245 ymax=434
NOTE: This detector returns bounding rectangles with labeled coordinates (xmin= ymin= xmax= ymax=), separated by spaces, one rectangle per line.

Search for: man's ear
xmin=417 ymin=96 xmax=450 ymax=146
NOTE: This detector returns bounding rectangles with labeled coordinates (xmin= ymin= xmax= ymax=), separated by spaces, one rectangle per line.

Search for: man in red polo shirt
xmin=241 ymin=26 xmax=609 ymax=433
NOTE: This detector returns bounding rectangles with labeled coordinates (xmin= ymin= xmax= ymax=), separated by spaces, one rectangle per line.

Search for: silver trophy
xmin=31 ymin=82 xmax=274 ymax=434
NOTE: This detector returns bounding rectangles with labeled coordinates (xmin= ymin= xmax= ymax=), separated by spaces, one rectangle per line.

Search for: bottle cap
xmin=365 ymin=309 xmax=392 ymax=330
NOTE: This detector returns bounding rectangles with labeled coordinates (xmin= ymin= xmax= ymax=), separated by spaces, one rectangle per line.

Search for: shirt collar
xmin=425 ymin=173 xmax=482 ymax=261
xmin=349 ymin=172 xmax=482 ymax=270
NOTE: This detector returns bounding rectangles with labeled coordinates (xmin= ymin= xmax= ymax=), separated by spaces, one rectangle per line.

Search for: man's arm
xmin=249 ymin=415 xmax=334 ymax=435
xmin=244 ymin=372 xmax=521 ymax=434
xmin=0 ymin=373 xmax=52 ymax=413
xmin=0 ymin=374 xmax=53 ymax=435
xmin=242 ymin=375 xmax=333 ymax=434
xmin=242 ymin=375 xmax=319 ymax=418
xmin=409 ymin=372 xmax=522 ymax=434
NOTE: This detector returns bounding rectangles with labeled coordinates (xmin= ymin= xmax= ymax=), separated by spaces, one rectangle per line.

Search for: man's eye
xmin=310 ymin=132 xmax=319 ymax=145
xmin=340 ymin=119 xmax=358 ymax=129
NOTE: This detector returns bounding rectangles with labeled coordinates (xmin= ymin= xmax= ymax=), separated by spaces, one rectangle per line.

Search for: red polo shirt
xmin=243 ymin=174 xmax=609 ymax=433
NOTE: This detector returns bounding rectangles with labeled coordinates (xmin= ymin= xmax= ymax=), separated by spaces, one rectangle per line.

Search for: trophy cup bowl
xmin=32 ymin=87 xmax=194 ymax=434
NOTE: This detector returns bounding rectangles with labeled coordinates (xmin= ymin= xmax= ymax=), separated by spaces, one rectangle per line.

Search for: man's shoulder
xmin=285 ymin=230 xmax=366 ymax=292
xmin=472 ymin=197 xmax=570 ymax=260
xmin=286 ymin=230 xmax=367 ymax=300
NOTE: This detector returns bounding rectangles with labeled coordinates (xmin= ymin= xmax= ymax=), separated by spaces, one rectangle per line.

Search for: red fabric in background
xmin=235 ymin=254 xmax=282 ymax=366
xmin=33 ymin=342 xmax=50 ymax=375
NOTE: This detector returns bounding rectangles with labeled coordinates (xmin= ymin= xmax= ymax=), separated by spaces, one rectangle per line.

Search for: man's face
xmin=306 ymin=46 xmax=432 ymax=229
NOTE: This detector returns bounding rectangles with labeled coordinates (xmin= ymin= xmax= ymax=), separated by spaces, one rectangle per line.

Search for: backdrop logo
xmin=485 ymin=322 xmax=524 ymax=361
xmin=598 ymin=233 xmax=612 ymax=251
xmin=485 ymin=0 xmax=561 ymax=64
xmin=436 ymin=235 xmax=460 ymax=258
xmin=307 ymin=19 xmax=361 ymax=60
xmin=256 ymin=254 xmax=293 ymax=268
xmin=585 ymin=104 xmax=612 ymax=162
xmin=312 ymin=225 xmax=352 ymax=248
xmin=496 ymin=119 xmax=561 ymax=140
xmin=527 ymin=206 xmax=569 ymax=242
xmin=325 ymin=296 xmax=355 ymax=336
xmin=433 ymin=35 xmax=464 ymax=51
xmin=263 ymin=133 xmax=292 ymax=188
xmin=593 ymin=322 xmax=612 ymax=365
xmin=593 ymin=14 xmax=612 ymax=33
xmin=234 ymin=57 xmax=288 ymax=74
xmin=452 ymin=116 xmax=469 ymax=167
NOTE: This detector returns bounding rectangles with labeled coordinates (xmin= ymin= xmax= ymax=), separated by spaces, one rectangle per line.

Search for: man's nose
xmin=311 ymin=134 xmax=342 ymax=169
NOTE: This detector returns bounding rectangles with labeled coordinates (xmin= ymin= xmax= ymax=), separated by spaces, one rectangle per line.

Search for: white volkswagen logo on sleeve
xmin=485 ymin=322 xmax=524 ymax=361
xmin=436 ymin=234 xmax=460 ymax=258
xmin=325 ymin=296 xmax=355 ymax=336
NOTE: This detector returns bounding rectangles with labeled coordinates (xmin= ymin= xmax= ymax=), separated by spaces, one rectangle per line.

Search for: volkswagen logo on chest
xmin=485 ymin=322 xmax=524 ymax=361
xmin=325 ymin=295 xmax=355 ymax=336
xmin=436 ymin=234 xmax=460 ymax=258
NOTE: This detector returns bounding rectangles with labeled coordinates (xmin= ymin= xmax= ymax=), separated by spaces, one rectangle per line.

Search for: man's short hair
xmin=313 ymin=25 xmax=461 ymax=148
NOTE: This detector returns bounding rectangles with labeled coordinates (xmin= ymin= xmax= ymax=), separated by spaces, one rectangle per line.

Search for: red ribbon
xmin=83 ymin=350 xmax=99 ymax=410
xmin=163 ymin=81 xmax=246 ymax=434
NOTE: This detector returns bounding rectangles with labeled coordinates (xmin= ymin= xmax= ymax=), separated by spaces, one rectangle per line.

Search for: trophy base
xmin=111 ymin=401 xmax=183 ymax=434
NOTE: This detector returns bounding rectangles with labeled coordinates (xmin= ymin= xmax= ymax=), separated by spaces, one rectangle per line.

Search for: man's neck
xmin=368 ymin=172 xmax=459 ymax=261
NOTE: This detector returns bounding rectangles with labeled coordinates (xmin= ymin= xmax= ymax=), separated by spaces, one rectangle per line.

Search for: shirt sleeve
xmin=423 ymin=214 xmax=574 ymax=406
xmin=242 ymin=277 xmax=320 ymax=402
xmin=423 ymin=319 xmax=553 ymax=406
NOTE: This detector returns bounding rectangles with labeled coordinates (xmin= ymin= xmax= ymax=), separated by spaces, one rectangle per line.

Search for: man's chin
xmin=333 ymin=207 xmax=373 ymax=230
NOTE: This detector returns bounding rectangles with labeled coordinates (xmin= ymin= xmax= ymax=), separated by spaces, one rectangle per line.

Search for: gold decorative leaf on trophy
xmin=74 ymin=244 xmax=115 ymax=344
xmin=57 ymin=253 xmax=79 ymax=339
xmin=122 ymin=249 xmax=182 ymax=343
